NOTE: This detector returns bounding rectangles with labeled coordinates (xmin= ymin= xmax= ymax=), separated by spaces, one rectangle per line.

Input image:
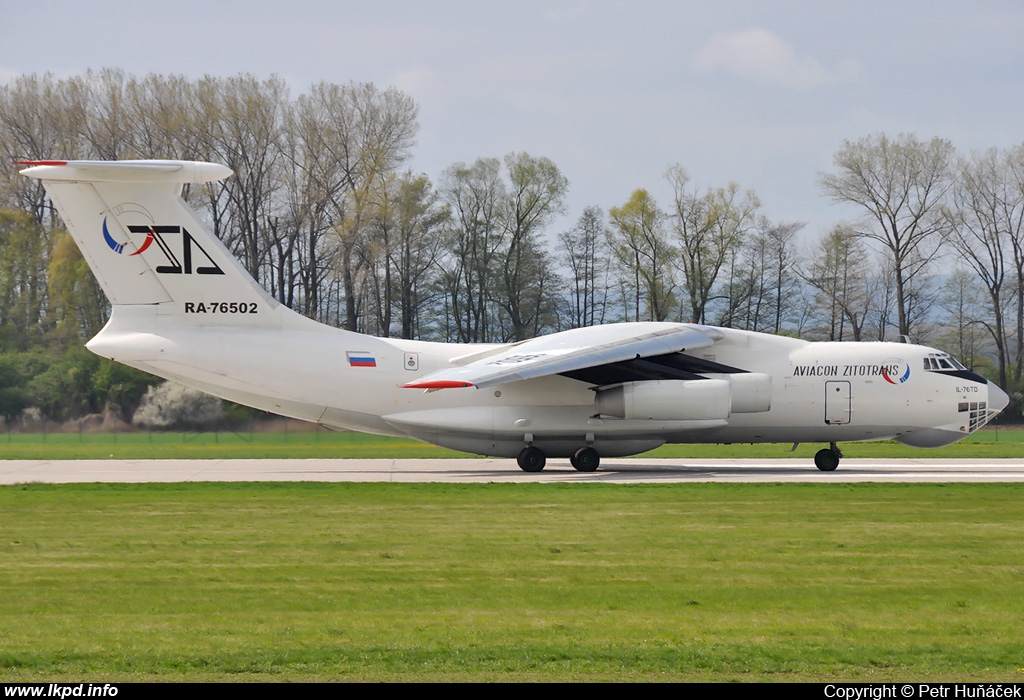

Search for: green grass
xmin=0 ymin=425 xmax=1022 ymax=460
xmin=647 ymin=428 xmax=1024 ymax=459
xmin=0 ymin=428 xmax=464 ymax=460
xmin=1 ymin=482 xmax=1023 ymax=681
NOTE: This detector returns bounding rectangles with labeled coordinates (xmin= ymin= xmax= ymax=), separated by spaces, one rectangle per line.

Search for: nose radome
xmin=988 ymin=381 xmax=1010 ymax=414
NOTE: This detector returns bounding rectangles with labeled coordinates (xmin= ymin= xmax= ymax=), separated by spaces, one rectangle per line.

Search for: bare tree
xmin=387 ymin=172 xmax=448 ymax=339
xmin=715 ymin=239 xmax=754 ymax=329
xmin=304 ymin=82 xmax=418 ymax=331
xmin=728 ymin=219 xmax=802 ymax=333
xmin=800 ymin=225 xmax=876 ymax=341
xmin=820 ymin=133 xmax=954 ymax=337
xmin=0 ymin=73 xmax=86 ymax=224
xmin=666 ymin=165 xmax=760 ymax=324
xmin=278 ymin=81 xmax=418 ymax=328
xmin=765 ymin=221 xmax=804 ymax=333
xmin=124 ymin=73 xmax=206 ymax=162
xmin=558 ymin=206 xmax=611 ymax=328
xmin=498 ymin=153 xmax=568 ymax=340
xmin=936 ymin=269 xmax=988 ymax=371
xmin=203 ymin=75 xmax=287 ymax=284
xmin=439 ymin=158 xmax=507 ymax=342
xmin=947 ymin=145 xmax=1024 ymax=389
xmin=80 ymin=68 xmax=132 ymax=160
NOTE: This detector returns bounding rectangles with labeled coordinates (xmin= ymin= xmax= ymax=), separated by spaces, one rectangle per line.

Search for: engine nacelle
xmin=703 ymin=372 xmax=772 ymax=413
xmin=595 ymin=379 xmax=732 ymax=420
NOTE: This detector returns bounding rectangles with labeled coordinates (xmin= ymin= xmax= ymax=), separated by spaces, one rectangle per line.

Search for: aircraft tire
xmin=570 ymin=446 xmax=600 ymax=472
xmin=517 ymin=446 xmax=546 ymax=472
xmin=814 ymin=448 xmax=840 ymax=472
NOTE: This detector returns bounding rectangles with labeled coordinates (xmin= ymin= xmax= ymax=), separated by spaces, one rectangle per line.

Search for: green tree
xmin=0 ymin=353 xmax=35 ymax=422
xmin=0 ymin=210 xmax=50 ymax=351
xmin=47 ymin=231 xmax=108 ymax=342
xmin=609 ymin=189 xmax=675 ymax=322
xmin=24 ymin=347 xmax=154 ymax=422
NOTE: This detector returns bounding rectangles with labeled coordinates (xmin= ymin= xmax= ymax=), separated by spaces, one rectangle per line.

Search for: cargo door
xmin=824 ymin=381 xmax=851 ymax=425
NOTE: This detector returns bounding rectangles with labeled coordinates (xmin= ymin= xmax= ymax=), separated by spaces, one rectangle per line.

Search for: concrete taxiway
xmin=2 ymin=458 xmax=1024 ymax=484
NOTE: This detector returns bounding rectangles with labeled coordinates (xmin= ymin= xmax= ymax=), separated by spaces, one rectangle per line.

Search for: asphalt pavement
xmin=2 ymin=458 xmax=1024 ymax=484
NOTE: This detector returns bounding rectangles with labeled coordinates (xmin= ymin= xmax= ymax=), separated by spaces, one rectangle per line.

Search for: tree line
xmin=0 ymin=70 xmax=1021 ymax=422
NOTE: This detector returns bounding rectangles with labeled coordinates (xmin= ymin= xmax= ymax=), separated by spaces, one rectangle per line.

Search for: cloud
xmin=693 ymin=27 xmax=859 ymax=89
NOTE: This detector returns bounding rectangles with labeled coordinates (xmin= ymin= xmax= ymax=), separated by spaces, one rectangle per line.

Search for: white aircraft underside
xmin=20 ymin=159 xmax=1010 ymax=472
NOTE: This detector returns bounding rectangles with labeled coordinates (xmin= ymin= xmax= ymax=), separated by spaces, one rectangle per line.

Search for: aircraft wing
xmin=403 ymin=322 xmax=721 ymax=389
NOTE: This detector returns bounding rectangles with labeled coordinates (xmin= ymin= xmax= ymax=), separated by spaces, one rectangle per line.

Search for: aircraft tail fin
xmin=19 ymin=160 xmax=291 ymax=327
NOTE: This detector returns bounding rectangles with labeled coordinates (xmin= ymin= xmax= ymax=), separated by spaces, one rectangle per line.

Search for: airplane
xmin=18 ymin=159 xmax=1011 ymax=472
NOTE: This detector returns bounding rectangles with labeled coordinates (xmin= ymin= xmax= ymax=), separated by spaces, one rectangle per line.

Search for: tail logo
xmin=102 ymin=217 xmax=154 ymax=256
xmin=101 ymin=214 xmax=225 ymax=276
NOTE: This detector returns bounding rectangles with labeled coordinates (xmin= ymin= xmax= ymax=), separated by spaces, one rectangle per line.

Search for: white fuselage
xmin=88 ymin=305 xmax=1005 ymax=458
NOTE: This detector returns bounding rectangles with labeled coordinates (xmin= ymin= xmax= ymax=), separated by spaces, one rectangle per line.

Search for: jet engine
xmin=595 ymin=379 xmax=732 ymax=420
xmin=705 ymin=372 xmax=772 ymax=413
xmin=594 ymin=374 xmax=772 ymax=420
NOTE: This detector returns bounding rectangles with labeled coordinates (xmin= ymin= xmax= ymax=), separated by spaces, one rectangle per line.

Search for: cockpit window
xmin=924 ymin=352 xmax=968 ymax=373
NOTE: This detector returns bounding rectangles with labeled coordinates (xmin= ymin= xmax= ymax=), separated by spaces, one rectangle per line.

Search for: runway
xmin=2 ymin=458 xmax=1024 ymax=483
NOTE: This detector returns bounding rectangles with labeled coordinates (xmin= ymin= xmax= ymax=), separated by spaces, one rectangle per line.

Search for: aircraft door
xmin=824 ymin=381 xmax=851 ymax=425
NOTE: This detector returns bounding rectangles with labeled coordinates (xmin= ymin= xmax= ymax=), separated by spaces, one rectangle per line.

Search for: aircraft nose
xmin=988 ymin=381 xmax=1010 ymax=414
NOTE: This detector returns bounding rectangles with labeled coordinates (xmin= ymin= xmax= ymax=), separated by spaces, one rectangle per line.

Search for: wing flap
xmin=403 ymin=322 xmax=720 ymax=389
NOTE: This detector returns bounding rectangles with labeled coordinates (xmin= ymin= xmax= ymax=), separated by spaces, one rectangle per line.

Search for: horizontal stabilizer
xmin=18 ymin=160 xmax=232 ymax=183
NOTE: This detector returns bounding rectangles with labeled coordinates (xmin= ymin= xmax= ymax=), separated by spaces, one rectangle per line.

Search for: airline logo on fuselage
xmin=792 ymin=359 xmax=910 ymax=383
xmin=881 ymin=358 xmax=911 ymax=384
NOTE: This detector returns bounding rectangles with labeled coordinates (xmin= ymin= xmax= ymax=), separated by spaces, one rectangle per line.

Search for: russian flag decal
xmin=346 ymin=351 xmax=377 ymax=368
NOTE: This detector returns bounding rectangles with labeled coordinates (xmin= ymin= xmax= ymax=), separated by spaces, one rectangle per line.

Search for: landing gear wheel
xmin=570 ymin=446 xmax=600 ymax=472
xmin=517 ymin=446 xmax=546 ymax=472
xmin=814 ymin=448 xmax=841 ymax=472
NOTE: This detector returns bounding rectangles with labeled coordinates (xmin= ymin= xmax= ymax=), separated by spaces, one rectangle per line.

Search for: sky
xmin=4 ymin=0 xmax=1024 ymax=241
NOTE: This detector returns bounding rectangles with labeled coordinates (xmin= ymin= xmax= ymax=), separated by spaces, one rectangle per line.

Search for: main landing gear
xmin=570 ymin=446 xmax=600 ymax=472
xmin=517 ymin=446 xmax=546 ymax=472
xmin=515 ymin=445 xmax=601 ymax=473
xmin=814 ymin=442 xmax=843 ymax=472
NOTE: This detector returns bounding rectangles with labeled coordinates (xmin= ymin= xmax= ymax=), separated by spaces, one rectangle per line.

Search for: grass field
xmin=0 ymin=425 xmax=1022 ymax=460
xmin=1 ymin=482 xmax=1023 ymax=681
